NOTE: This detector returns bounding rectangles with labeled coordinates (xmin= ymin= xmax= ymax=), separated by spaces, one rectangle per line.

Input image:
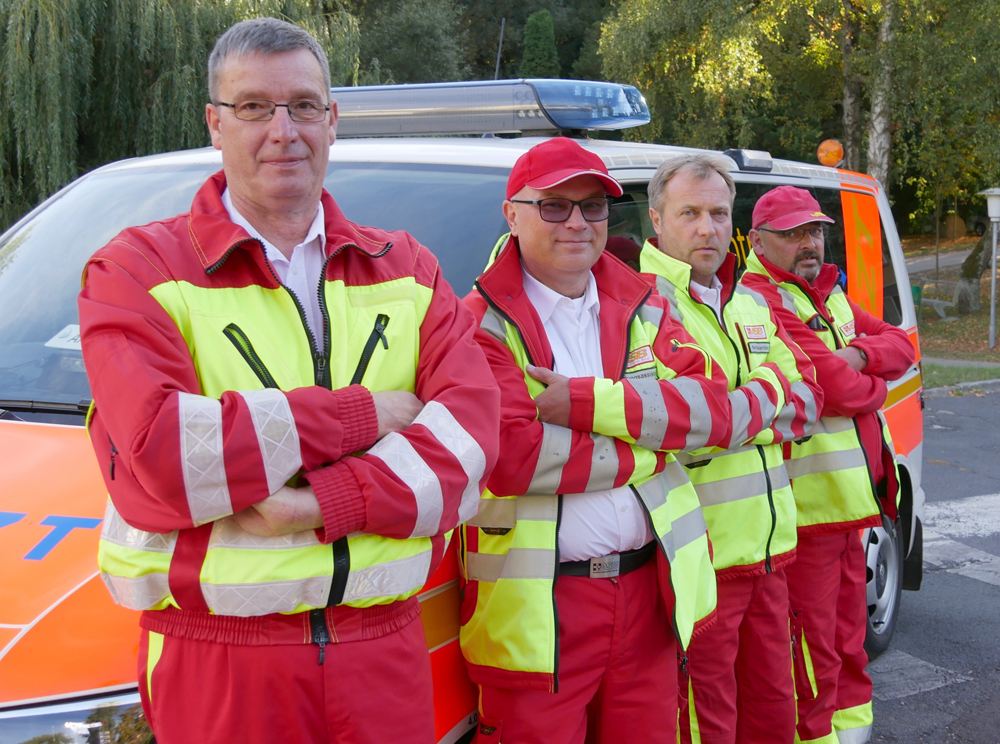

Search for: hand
xmin=527 ymin=364 xmax=572 ymax=427
xmin=835 ymin=340 xmax=868 ymax=372
xmin=231 ymin=485 xmax=323 ymax=536
xmin=372 ymin=390 xmax=423 ymax=440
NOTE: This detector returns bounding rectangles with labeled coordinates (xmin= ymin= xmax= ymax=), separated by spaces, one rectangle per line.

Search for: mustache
xmin=795 ymin=250 xmax=821 ymax=263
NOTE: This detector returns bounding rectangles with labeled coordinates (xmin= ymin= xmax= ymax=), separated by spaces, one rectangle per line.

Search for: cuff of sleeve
xmin=336 ymin=385 xmax=379 ymax=454
xmin=303 ymin=464 xmax=367 ymax=544
xmin=567 ymin=377 xmax=596 ymax=431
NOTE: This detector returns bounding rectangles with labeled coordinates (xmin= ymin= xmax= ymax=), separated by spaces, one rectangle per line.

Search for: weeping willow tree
xmin=0 ymin=0 xmax=362 ymax=231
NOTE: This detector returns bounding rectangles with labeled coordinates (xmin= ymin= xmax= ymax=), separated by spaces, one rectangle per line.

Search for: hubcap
xmin=864 ymin=522 xmax=899 ymax=635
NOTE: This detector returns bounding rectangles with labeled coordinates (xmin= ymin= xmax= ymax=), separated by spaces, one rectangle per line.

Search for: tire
xmin=863 ymin=515 xmax=904 ymax=659
xmin=976 ymin=222 xmax=987 ymax=237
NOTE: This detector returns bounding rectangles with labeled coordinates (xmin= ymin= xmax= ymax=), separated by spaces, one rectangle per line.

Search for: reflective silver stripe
xmin=654 ymin=276 xmax=684 ymax=322
xmin=660 ymin=506 xmax=708 ymax=562
xmin=344 ymin=548 xmax=433 ymax=602
xmin=237 ymin=389 xmax=302 ymax=495
xmin=775 ymin=380 xmax=819 ymax=440
xmin=728 ymin=388 xmax=753 ymax=447
xmin=178 ymin=392 xmax=233 ymax=526
xmin=694 ymin=465 xmax=789 ymax=507
xmin=673 ymin=376 xmax=714 ymax=452
xmin=836 ymin=725 xmax=872 ymax=744
xmin=414 ymin=401 xmax=487 ymax=524
xmin=745 ymin=379 xmax=778 ymax=430
xmin=203 ymin=576 xmax=333 ymax=616
xmin=480 ymin=307 xmax=508 ymax=343
xmin=517 ymin=494 xmax=559 ymax=521
xmin=468 ymin=498 xmax=516 ymax=529
xmin=634 ymin=458 xmax=689 ymax=512
xmin=465 ymin=548 xmax=556 ymax=582
xmin=675 ymin=444 xmax=756 ymax=467
xmin=777 ymin=287 xmax=798 ymax=315
xmin=101 ymin=572 xmax=171 ymax=611
xmin=368 ymin=431 xmax=443 ymax=539
xmin=809 ymin=415 xmax=856 ymax=436
xmin=585 ymin=433 xmax=620 ymax=491
xmin=734 ymin=284 xmax=769 ymax=309
xmin=786 ymin=448 xmax=867 ymax=479
xmin=527 ymin=424 xmax=572 ymax=495
xmin=100 ymin=500 xmax=177 ymax=553
xmin=208 ymin=516 xmax=322 ymax=549
xmin=632 ymin=378 xmax=669 ymax=450
xmin=638 ymin=303 xmax=664 ymax=328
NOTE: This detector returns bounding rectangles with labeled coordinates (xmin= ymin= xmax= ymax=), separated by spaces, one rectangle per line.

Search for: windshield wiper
xmin=0 ymin=399 xmax=91 ymax=416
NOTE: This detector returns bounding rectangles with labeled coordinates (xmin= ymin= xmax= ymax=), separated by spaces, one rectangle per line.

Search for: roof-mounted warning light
xmin=723 ymin=148 xmax=773 ymax=173
xmin=330 ymin=79 xmax=650 ymax=138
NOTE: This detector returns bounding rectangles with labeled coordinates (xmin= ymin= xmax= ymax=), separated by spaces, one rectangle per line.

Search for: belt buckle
xmin=589 ymin=553 xmax=620 ymax=579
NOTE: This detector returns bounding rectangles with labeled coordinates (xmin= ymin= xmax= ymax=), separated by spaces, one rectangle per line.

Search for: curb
xmin=923 ymin=378 xmax=1000 ymax=398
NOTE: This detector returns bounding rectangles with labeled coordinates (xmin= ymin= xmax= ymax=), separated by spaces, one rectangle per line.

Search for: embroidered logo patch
xmin=743 ymin=324 xmax=767 ymax=340
xmin=626 ymin=345 xmax=655 ymax=369
xmin=840 ymin=319 xmax=856 ymax=337
xmin=748 ymin=341 xmax=771 ymax=354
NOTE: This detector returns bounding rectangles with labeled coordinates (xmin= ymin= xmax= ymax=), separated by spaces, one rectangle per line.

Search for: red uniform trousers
xmin=475 ymin=557 xmax=677 ymax=744
xmin=138 ymin=611 xmax=435 ymax=744
xmin=678 ymin=569 xmax=795 ymax=744
xmin=786 ymin=531 xmax=873 ymax=744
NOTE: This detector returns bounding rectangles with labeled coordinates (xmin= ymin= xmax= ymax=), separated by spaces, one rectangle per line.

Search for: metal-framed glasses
xmin=509 ymin=197 xmax=612 ymax=223
xmin=758 ymin=225 xmax=830 ymax=241
xmin=214 ymin=99 xmax=331 ymax=122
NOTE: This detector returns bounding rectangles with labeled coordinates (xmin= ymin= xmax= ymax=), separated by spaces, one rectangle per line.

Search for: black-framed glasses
xmin=758 ymin=225 xmax=830 ymax=241
xmin=214 ymin=99 xmax=331 ymax=122
xmin=509 ymin=197 xmax=612 ymax=223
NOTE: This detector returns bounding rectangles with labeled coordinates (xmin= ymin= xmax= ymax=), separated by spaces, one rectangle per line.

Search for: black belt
xmin=559 ymin=541 xmax=657 ymax=579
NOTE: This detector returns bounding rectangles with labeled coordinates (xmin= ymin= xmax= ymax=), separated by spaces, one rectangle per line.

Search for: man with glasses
xmin=631 ymin=156 xmax=823 ymax=744
xmin=460 ymin=137 xmax=732 ymax=743
xmin=78 ymin=17 xmax=499 ymax=744
xmin=743 ymin=186 xmax=914 ymax=744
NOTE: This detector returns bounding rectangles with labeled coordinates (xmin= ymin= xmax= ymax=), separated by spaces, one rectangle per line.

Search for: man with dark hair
xmin=639 ymin=154 xmax=822 ymax=744
xmin=79 ymin=17 xmax=499 ymax=744
xmin=744 ymin=185 xmax=914 ymax=744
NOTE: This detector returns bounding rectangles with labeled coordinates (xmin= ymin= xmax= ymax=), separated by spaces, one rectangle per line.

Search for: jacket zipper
xmin=309 ymin=608 xmax=331 ymax=665
xmin=350 ymin=314 xmax=390 ymax=386
xmin=108 ymin=436 xmax=118 ymax=481
xmin=223 ymin=324 xmax=279 ymax=388
xmin=756 ymin=445 xmax=776 ymax=572
xmin=551 ymin=494 xmax=563 ymax=693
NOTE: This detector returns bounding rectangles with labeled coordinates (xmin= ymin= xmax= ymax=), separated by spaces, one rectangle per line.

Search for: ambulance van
xmin=0 ymin=80 xmax=922 ymax=742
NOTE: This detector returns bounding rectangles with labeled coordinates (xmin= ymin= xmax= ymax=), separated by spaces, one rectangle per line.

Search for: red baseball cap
xmin=506 ymin=137 xmax=624 ymax=199
xmin=752 ymin=185 xmax=835 ymax=230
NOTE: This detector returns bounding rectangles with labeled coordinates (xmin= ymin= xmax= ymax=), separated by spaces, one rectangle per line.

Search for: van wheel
xmin=864 ymin=515 xmax=903 ymax=659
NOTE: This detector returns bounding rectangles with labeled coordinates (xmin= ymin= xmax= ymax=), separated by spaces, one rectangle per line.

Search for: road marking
xmin=923 ymin=494 xmax=1000 ymax=586
xmin=869 ymin=649 xmax=972 ymax=701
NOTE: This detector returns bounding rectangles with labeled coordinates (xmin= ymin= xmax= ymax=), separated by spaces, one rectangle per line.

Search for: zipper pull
xmin=310 ymin=608 xmax=330 ymax=665
xmin=375 ymin=314 xmax=390 ymax=349
xmin=108 ymin=437 xmax=118 ymax=481
xmin=680 ymin=653 xmax=690 ymax=681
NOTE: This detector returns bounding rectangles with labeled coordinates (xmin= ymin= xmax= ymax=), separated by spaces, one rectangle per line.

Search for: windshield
xmin=0 ymin=159 xmax=508 ymax=421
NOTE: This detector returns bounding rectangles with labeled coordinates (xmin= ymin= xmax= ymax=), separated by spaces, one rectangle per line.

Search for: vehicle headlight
xmin=0 ymin=689 xmax=151 ymax=744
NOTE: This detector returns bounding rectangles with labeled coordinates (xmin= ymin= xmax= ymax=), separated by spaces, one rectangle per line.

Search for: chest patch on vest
xmin=839 ymin=319 xmax=856 ymax=338
xmin=743 ymin=324 xmax=767 ymax=340
xmin=626 ymin=345 xmax=655 ymax=370
xmin=748 ymin=341 xmax=770 ymax=354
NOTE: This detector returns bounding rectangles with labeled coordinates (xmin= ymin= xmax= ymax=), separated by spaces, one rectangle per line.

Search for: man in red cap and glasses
xmin=743 ymin=186 xmax=914 ymax=744
xmin=458 ymin=137 xmax=753 ymax=743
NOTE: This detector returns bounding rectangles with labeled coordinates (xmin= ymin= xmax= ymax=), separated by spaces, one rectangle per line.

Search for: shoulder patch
xmin=626 ymin=345 xmax=655 ymax=370
xmin=839 ymin=319 xmax=856 ymax=338
xmin=743 ymin=324 xmax=767 ymax=340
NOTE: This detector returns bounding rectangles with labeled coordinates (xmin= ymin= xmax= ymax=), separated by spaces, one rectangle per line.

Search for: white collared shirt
xmin=521 ymin=265 xmax=654 ymax=562
xmin=222 ymin=189 xmax=327 ymax=349
xmin=689 ymin=273 xmax=724 ymax=323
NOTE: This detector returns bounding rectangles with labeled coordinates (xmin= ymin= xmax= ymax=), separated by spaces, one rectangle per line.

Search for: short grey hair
xmin=647 ymin=153 xmax=737 ymax=213
xmin=208 ymin=17 xmax=330 ymax=101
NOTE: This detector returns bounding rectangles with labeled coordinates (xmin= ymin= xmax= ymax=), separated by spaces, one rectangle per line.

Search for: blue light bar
xmin=330 ymin=79 xmax=650 ymax=138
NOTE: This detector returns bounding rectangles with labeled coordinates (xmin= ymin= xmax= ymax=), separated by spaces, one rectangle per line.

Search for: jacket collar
xmin=189 ymin=171 xmax=392 ymax=273
xmin=746 ymin=248 xmax=840 ymax=306
xmin=639 ymin=238 xmax=739 ymax=303
xmin=476 ymin=234 xmax=653 ymax=378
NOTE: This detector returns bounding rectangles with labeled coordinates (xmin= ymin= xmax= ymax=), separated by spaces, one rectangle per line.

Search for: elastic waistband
xmin=140 ymin=596 xmax=421 ymax=646
xmin=559 ymin=542 xmax=656 ymax=578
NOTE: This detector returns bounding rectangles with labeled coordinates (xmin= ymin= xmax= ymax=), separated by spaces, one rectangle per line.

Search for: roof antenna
xmin=494 ymin=18 xmax=506 ymax=80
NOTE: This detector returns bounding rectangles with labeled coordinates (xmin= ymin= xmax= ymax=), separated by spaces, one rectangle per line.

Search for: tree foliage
xmin=520 ymin=10 xmax=560 ymax=77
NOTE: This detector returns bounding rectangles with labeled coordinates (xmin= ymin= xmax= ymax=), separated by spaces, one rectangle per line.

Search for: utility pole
xmin=494 ymin=18 xmax=506 ymax=80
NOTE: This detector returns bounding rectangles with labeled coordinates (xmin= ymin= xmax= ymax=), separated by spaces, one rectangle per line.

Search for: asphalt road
xmin=870 ymin=389 xmax=1000 ymax=743
xmin=905 ymin=250 xmax=972 ymax=275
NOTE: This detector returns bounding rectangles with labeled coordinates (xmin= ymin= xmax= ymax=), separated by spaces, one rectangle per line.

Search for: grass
xmin=921 ymin=363 xmax=1000 ymax=389
xmin=912 ymin=264 xmax=1000 ymax=363
xmin=900 ymin=233 xmax=982 ymax=257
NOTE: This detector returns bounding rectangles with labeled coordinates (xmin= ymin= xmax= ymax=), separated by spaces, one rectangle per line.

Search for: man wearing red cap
xmin=743 ymin=185 xmax=914 ymax=744
xmin=459 ymin=137 xmax=736 ymax=743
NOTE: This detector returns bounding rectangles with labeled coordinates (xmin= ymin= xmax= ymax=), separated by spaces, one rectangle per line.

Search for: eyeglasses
xmin=758 ymin=225 xmax=830 ymax=241
xmin=509 ymin=197 xmax=612 ymax=223
xmin=214 ymin=99 xmax=330 ymax=122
